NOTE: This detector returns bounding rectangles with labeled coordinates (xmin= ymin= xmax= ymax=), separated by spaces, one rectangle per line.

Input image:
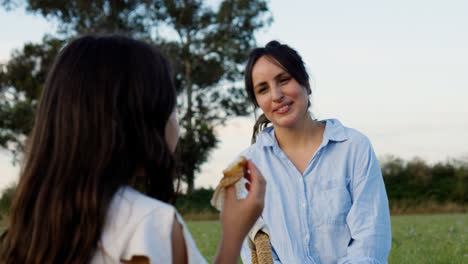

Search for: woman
xmin=0 ymin=35 xmax=266 ymax=264
xmin=239 ymin=41 xmax=391 ymax=264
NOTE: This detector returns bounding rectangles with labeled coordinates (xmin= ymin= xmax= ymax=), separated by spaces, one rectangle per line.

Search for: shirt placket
xmin=303 ymin=144 xmax=327 ymax=263
xmin=298 ymin=175 xmax=313 ymax=261
xmin=274 ymin=145 xmax=318 ymax=264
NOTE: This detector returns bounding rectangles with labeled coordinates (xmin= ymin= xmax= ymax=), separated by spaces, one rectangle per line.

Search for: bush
xmin=175 ymin=188 xmax=218 ymax=218
xmin=381 ymin=156 xmax=468 ymax=205
xmin=0 ymin=182 xmax=16 ymax=217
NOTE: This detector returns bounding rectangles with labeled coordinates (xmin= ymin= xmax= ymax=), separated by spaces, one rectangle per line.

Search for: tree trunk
xmin=186 ymin=168 xmax=194 ymax=194
xmin=185 ymin=56 xmax=192 ymax=133
xmin=184 ymin=27 xmax=194 ymax=194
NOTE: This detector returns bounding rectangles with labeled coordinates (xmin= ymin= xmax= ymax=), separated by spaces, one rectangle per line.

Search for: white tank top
xmin=91 ymin=186 xmax=207 ymax=264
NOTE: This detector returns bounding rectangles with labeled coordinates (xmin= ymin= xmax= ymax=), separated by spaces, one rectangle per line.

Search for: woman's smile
xmin=273 ymin=102 xmax=293 ymax=114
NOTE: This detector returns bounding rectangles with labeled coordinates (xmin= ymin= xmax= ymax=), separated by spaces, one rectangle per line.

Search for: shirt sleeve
xmin=121 ymin=206 xmax=174 ymax=263
xmin=338 ymin=136 xmax=392 ymax=264
xmin=122 ymin=207 xmax=208 ymax=264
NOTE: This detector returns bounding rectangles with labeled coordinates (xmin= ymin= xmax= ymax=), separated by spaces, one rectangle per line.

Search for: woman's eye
xmin=280 ymin=78 xmax=290 ymax=84
xmin=257 ymin=87 xmax=267 ymax=94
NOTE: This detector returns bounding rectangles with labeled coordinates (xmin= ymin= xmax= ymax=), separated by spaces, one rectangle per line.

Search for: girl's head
xmin=1 ymin=35 xmax=179 ymax=263
xmin=245 ymin=41 xmax=311 ymax=142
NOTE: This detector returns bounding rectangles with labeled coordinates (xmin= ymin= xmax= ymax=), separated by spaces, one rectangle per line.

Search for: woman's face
xmin=252 ymin=56 xmax=309 ymax=129
xmin=165 ymin=110 xmax=179 ymax=152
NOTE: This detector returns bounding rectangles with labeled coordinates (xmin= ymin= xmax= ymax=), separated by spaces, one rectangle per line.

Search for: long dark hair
xmin=244 ymin=40 xmax=311 ymax=143
xmin=0 ymin=35 xmax=179 ymax=263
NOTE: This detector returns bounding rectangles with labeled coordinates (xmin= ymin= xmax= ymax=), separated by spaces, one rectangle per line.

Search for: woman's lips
xmin=274 ymin=103 xmax=292 ymax=114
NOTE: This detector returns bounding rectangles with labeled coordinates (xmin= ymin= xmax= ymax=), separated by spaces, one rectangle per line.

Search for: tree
xmin=153 ymin=0 xmax=271 ymax=192
xmin=2 ymin=0 xmax=155 ymax=37
xmin=0 ymin=0 xmax=272 ymax=193
xmin=0 ymin=35 xmax=64 ymax=160
xmin=0 ymin=0 xmax=156 ymax=160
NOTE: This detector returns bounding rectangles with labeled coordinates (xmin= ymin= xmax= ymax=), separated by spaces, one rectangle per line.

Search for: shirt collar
xmin=256 ymin=119 xmax=349 ymax=147
xmin=256 ymin=126 xmax=275 ymax=147
xmin=322 ymin=119 xmax=349 ymax=142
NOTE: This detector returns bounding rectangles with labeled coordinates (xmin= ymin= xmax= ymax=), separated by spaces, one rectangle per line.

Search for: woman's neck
xmin=274 ymin=114 xmax=324 ymax=152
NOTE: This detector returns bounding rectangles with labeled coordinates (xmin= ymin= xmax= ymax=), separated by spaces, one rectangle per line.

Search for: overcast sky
xmin=1 ymin=0 xmax=467 ymax=191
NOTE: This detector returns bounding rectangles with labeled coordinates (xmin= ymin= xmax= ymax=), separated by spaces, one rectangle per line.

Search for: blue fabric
xmin=240 ymin=119 xmax=392 ymax=264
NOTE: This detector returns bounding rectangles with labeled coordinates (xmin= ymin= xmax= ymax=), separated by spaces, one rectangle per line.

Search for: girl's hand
xmin=213 ymin=160 xmax=266 ymax=264
xmin=221 ymin=160 xmax=266 ymax=240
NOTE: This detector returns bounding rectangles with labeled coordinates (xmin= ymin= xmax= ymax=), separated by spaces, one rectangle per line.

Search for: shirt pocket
xmin=311 ymin=179 xmax=352 ymax=227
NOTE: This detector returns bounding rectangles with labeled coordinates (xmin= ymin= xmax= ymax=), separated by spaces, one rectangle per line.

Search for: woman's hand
xmin=213 ymin=160 xmax=266 ymax=264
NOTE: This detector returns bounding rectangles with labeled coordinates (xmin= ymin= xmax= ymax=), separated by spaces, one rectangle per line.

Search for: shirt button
xmin=302 ymin=202 xmax=306 ymax=208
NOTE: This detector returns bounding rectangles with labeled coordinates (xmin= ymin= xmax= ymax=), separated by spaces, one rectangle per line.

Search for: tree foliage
xmin=0 ymin=0 xmax=272 ymax=192
xmin=1 ymin=153 xmax=467 ymax=218
xmin=153 ymin=0 xmax=271 ymax=192
xmin=14 ymin=0 xmax=155 ymax=36
xmin=381 ymin=155 xmax=468 ymax=203
xmin=0 ymin=35 xmax=64 ymax=159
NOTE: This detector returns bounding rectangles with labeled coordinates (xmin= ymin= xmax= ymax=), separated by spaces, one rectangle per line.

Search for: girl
xmin=0 ymin=35 xmax=266 ymax=264
xmin=239 ymin=41 xmax=392 ymax=264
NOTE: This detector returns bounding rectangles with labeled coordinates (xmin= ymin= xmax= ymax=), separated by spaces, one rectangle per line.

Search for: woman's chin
xmin=272 ymin=118 xmax=299 ymax=129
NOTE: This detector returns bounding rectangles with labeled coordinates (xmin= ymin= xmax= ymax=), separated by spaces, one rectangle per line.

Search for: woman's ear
xmin=306 ymin=81 xmax=311 ymax=95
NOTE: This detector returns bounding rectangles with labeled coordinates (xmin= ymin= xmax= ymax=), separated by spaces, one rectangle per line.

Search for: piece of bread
xmin=220 ymin=156 xmax=247 ymax=186
xmin=210 ymin=156 xmax=247 ymax=210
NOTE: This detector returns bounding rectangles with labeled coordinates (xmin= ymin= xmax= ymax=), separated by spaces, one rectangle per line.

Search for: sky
xmin=1 ymin=0 xmax=468 ymax=191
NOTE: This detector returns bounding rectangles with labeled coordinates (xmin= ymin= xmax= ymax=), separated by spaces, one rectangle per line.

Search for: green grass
xmin=185 ymin=221 xmax=222 ymax=262
xmin=186 ymin=214 xmax=468 ymax=263
xmin=389 ymin=214 xmax=468 ymax=263
xmin=0 ymin=214 xmax=466 ymax=263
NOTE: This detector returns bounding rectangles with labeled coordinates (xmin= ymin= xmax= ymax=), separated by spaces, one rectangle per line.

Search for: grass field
xmin=0 ymin=214 xmax=467 ymax=263
xmin=186 ymin=214 xmax=468 ymax=263
xmin=388 ymin=214 xmax=468 ymax=263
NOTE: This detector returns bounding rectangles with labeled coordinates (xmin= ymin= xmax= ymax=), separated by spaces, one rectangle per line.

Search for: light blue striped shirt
xmin=240 ymin=119 xmax=391 ymax=264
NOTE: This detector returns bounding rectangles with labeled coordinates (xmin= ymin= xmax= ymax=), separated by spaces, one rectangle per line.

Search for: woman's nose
xmin=271 ymin=84 xmax=284 ymax=102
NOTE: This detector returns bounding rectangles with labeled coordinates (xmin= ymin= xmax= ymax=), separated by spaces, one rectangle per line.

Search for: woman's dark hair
xmin=244 ymin=40 xmax=311 ymax=143
xmin=0 ymin=35 xmax=179 ymax=263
